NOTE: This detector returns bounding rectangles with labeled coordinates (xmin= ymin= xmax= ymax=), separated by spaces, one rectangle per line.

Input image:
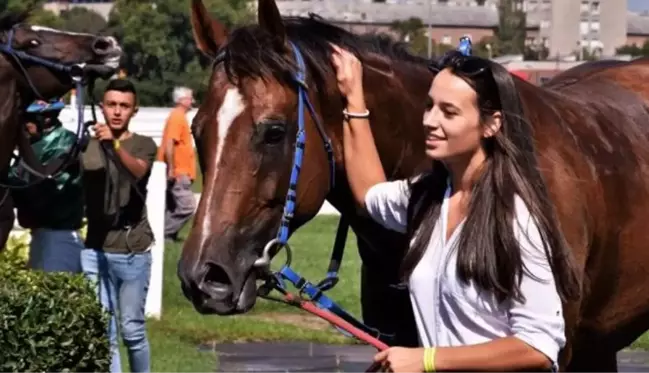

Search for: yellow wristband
xmin=423 ymin=347 xmax=436 ymax=372
xmin=113 ymin=139 xmax=121 ymax=150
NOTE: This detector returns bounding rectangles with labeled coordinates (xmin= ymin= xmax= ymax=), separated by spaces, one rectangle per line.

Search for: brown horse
xmin=0 ymin=10 xmax=122 ymax=250
xmin=179 ymin=0 xmax=649 ymax=370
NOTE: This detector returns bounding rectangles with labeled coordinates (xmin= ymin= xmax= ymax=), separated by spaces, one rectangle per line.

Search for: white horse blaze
xmin=30 ymin=25 xmax=95 ymax=37
xmin=214 ymin=87 xmax=245 ymax=175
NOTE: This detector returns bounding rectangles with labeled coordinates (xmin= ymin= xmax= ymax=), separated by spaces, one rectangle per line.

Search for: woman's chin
xmin=425 ymin=147 xmax=446 ymax=161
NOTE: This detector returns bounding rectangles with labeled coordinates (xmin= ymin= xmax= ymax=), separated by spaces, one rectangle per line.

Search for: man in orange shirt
xmin=157 ymin=86 xmax=197 ymax=241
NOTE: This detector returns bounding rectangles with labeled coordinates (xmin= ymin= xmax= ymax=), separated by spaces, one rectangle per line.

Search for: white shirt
xmin=364 ymin=178 xmax=565 ymax=366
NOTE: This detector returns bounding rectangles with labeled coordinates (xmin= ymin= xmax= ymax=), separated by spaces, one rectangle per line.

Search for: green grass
xmin=633 ymin=335 xmax=649 ymax=350
xmin=118 ymin=215 xmax=362 ymax=371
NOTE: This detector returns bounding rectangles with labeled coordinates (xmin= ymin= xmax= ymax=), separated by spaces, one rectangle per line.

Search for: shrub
xmin=0 ymin=229 xmax=111 ymax=372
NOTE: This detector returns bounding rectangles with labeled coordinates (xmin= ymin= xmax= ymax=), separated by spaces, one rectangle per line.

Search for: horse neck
xmin=363 ymin=57 xmax=432 ymax=178
xmin=321 ymin=54 xmax=433 ymax=212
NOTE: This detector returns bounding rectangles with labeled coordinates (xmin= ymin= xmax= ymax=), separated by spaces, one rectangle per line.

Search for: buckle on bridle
xmin=316 ymin=276 xmax=339 ymax=292
xmin=253 ymin=238 xmax=292 ymax=269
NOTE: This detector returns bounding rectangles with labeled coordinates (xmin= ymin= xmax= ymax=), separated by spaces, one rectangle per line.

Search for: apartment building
xmin=44 ymin=0 xmax=646 ymax=59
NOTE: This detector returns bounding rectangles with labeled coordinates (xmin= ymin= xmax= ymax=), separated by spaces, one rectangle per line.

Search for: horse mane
xmin=0 ymin=11 xmax=30 ymax=30
xmin=222 ymin=14 xmax=429 ymax=87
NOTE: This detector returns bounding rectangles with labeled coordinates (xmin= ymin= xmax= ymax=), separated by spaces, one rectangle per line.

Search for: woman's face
xmin=422 ymin=68 xmax=496 ymax=162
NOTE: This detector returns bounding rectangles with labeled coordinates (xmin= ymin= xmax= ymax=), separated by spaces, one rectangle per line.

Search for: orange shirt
xmin=157 ymin=107 xmax=196 ymax=180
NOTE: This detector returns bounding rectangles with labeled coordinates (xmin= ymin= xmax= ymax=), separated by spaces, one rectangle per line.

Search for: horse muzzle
xmin=179 ymin=258 xmax=259 ymax=315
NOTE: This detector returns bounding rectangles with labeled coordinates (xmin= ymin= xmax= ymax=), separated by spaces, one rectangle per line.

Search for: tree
xmin=616 ymin=41 xmax=649 ymax=57
xmin=494 ymin=0 xmax=526 ymax=56
xmin=103 ymin=0 xmax=253 ymax=106
xmin=59 ymin=7 xmax=107 ymax=34
xmin=0 ymin=0 xmax=61 ymax=28
xmin=472 ymin=36 xmax=496 ymax=59
xmin=389 ymin=17 xmax=429 ymax=57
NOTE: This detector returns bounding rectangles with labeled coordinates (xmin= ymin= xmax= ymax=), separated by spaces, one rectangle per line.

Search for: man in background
xmin=157 ymin=86 xmax=196 ymax=242
xmin=10 ymin=100 xmax=84 ymax=273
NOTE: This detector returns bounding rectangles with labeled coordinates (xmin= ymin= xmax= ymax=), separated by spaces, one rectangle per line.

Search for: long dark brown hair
xmin=402 ymin=51 xmax=580 ymax=304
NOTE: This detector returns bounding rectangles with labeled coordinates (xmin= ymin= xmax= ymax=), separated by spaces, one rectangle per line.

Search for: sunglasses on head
xmin=429 ymin=52 xmax=489 ymax=77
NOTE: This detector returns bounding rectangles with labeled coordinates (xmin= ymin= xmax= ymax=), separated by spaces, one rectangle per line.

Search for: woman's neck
xmin=447 ymin=149 xmax=487 ymax=195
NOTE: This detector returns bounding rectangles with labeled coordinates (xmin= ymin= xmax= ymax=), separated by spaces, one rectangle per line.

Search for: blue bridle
xmin=249 ymin=42 xmax=392 ymax=342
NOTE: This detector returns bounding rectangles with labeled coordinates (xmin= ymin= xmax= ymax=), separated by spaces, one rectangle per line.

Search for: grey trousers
xmin=165 ymin=175 xmax=196 ymax=237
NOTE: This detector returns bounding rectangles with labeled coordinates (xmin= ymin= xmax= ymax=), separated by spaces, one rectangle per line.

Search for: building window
xmin=525 ymin=0 xmax=538 ymax=11
xmin=442 ymin=35 xmax=452 ymax=44
xmin=591 ymin=1 xmax=600 ymax=14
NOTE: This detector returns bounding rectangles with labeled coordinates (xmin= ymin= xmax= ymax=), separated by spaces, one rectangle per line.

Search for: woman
xmin=330 ymin=46 xmax=580 ymax=372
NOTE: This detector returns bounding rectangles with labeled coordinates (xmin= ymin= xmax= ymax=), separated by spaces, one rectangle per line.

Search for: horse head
xmin=179 ymin=0 xmax=432 ymax=315
xmin=0 ymin=11 xmax=122 ymax=101
xmin=0 ymin=11 xmax=122 ymax=199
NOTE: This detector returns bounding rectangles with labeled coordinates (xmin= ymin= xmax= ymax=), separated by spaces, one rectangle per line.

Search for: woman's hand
xmin=373 ymin=347 xmax=426 ymax=373
xmin=330 ymin=44 xmax=365 ymax=109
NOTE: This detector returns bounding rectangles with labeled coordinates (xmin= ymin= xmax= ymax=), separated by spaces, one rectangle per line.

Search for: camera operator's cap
xmin=26 ymin=100 xmax=65 ymax=114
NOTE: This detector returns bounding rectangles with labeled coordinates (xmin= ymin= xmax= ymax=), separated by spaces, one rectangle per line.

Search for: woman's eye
xmin=264 ymin=125 xmax=286 ymax=144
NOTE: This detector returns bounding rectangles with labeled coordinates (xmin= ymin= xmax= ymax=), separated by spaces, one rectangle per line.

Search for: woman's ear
xmin=483 ymin=111 xmax=502 ymax=138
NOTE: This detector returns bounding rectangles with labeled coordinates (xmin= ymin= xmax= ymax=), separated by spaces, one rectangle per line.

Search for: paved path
xmin=210 ymin=342 xmax=649 ymax=372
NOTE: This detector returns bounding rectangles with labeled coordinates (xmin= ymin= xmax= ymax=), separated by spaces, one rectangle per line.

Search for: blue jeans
xmin=81 ymin=248 xmax=152 ymax=373
xmin=28 ymin=228 xmax=83 ymax=273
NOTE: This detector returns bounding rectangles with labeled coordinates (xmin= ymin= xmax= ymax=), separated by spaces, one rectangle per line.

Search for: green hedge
xmin=0 ymin=231 xmax=111 ymax=372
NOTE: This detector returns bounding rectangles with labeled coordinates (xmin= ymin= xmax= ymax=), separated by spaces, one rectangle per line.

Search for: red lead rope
xmin=274 ymin=292 xmax=388 ymax=372
xmin=281 ymin=292 xmax=389 ymax=350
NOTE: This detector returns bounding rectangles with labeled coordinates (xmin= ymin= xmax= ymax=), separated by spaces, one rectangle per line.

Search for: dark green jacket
xmin=9 ymin=126 xmax=84 ymax=230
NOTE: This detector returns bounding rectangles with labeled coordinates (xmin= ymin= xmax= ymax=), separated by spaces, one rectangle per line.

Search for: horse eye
xmin=263 ymin=125 xmax=286 ymax=144
xmin=30 ymin=40 xmax=40 ymax=46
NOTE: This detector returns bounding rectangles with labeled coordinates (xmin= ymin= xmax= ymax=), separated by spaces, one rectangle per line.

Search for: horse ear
xmin=190 ymin=0 xmax=228 ymax=58
xmin=258 ymin=0 xmax=286 ymax=48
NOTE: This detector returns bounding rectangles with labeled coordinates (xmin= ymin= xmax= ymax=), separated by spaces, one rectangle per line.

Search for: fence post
xmin=145 ymin=161 xmax=167 ymax=319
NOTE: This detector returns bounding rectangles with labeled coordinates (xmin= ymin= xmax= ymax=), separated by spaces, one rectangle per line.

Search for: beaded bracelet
xmin=342 ymin=108 xmax=370 ymax=121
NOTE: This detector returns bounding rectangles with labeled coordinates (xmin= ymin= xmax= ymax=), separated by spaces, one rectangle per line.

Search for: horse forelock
xmin=220 ymin=15 xmax=429 ymax=89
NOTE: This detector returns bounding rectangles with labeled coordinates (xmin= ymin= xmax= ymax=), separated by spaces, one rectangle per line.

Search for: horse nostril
xmin=201 ymin=263 xmax=233 ymax=302
xmin=92 ymin=37 xmax=114 ymax=55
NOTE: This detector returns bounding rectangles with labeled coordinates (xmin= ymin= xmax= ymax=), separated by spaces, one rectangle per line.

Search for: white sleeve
xmin=363 ymin=179 xmax=411 ymax=234
xmin=508 ymin=196 xmax=566 ymax=368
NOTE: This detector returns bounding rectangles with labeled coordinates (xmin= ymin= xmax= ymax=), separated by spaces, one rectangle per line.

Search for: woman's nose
xmin=423 ymin=110 xmax=438 ymax=129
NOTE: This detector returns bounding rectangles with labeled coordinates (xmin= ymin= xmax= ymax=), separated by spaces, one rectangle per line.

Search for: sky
xmin=629 ymin=0 xmax=649 ymax=12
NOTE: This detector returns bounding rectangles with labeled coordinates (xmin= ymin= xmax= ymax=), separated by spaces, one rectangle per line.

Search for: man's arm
xmin=165 ymin=138 xmax=175 ymax=178
xmin=114 ymin=143 xmax=150 ymax=180
xmin=164 ymin=112 xmax=184 ymax=178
